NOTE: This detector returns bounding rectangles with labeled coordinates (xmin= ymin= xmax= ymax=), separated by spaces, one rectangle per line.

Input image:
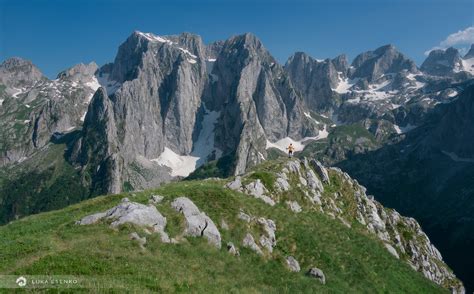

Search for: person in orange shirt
xmin=286 ymin=143 xmax=295 ymax=158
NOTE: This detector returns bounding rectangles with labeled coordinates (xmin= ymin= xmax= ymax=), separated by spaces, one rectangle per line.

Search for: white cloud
xmin=425 ymin=26 xmax=474 ymax=56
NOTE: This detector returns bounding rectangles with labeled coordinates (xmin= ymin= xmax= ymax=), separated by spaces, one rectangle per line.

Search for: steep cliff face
xmin=74 ymin=32 xmax=208 ymax=192
xmin=75 ymin=88 xmax=122 ymax=195
xmin=284 ymin=52 xmax=347 ymax=111
xmin=206 ymin=34 xmax=319 ymax=174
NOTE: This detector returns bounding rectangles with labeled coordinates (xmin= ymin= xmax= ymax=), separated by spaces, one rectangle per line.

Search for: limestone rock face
xmin=67 ymin=31 xmax=319 ymax=194
xmin=285 ymin=52 xmax=346 ymax=111
xmin=75 ymin=87 xmax=122 ymax=195
xmin=207 ymin=33 xmax=319 ymax=174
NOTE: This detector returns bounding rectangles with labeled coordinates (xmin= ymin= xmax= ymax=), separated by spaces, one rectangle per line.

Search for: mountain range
xmin=1 ymin=31 xmax=473 ymax=291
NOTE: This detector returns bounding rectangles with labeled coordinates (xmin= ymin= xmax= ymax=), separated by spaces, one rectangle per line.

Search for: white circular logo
xmin=16 ymin=276 xmax=27 ymax=287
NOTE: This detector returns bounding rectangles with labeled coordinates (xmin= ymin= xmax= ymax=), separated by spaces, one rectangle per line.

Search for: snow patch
xmin=136 ymin=31 xmax=173 ymax=45
xmin=394 ymin=123 xmax=417 ymax=134
xmin=332 ymin=73 xmax=354 ymax=94
xmin=151 ymin=147 xmax=199 ymax=177
xmin=304 ymin=112 xmax=320 ymax=124
xmin=191 ymin=103 xmax=221 ymax=166
xmin=207 ymin=58 xmax=216 ymax=62
xmin=85 ymin=76 xmax=101 ymax=92
xmin=187 ymin=59 xmax=197 ymax=64
xmin=448 ymin=90 xmax=458 ymax=97
xmin=96 ymin=73 xmax=121 ymax=95
xmin=462 ymin=57 xmax=474 ymax=74
xmin=266 ymin=126 xmax=328 ymax=153
xmin=406 ymin=73 xmax=425 ymax=89
xmin=177 ymin=47 xmax=197 ymax=59
xmin=151 ymin=104 xmax=221 ymax=177
xmin=11 ymin=88 xmax=24 ymax=98
xmin=80 ymin=111 xmax=87 ymax=122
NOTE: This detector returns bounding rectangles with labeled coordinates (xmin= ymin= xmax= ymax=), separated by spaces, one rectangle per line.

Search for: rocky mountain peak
xmin=421 ymin=47 xmax=462 ymax=76
xmin=56 ymin=62 xmax=99 ymax=82
xmin=464 ymin=44 xmax=474 ymax=59
xmin=351 ymin=44 xmax=417 ymax=81
xmin=284 ymin=51 xmax=345 ymax=111
xmin=0 ymin=57 xmax=46 ymax=89
xmin=373 ymin=43 xmax=396 ymax=54
xmin=226 ymin=33 xmax=266 ymax=56
xmin=331 ymin=54 xmax=349 ymax=73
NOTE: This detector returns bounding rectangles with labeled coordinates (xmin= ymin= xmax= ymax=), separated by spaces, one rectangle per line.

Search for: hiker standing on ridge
xmin=286 ymin=143 xmax=295 ymax=158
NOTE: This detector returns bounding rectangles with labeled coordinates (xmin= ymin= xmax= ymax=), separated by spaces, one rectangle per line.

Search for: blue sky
xmin=1 ymin=0 xmax=473 ymax=78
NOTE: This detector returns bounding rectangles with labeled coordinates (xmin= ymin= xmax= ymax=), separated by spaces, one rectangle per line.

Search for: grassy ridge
xmin=0 ymin=172 xmax=444 ymax=292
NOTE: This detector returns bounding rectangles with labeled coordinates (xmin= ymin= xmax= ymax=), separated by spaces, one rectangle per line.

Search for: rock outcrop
xmin=286 ymin=256 xmax=301 ymax=272
xmin=223 ymin=158 xmax=465 ymax=292
xmin=171 ymin=196 xmax=221 ymax=248
xmin=76 ymin=197 xmax=170 ymax=242
xmin=242 ymin=233 xmax=263 ymax=255
xmin=307 ymin=267 xmax=326 ymax=284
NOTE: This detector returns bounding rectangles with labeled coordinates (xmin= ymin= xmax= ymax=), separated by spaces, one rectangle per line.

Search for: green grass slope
xmin=0 ymin=161 xmax=445 ymax=292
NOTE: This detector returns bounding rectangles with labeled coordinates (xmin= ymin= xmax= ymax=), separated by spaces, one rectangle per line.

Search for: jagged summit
xmin=463 ymin=44 xmax=474 ymax=59
xmin=350 ymin=44 xmax=418 ymax=81
xmin=421 ymin=47 xmax=462 ymax=76
xmin=56 ymin=62 xmax=99 ymax=82
xmin=0 ymin=57 xmax=46 ymax=89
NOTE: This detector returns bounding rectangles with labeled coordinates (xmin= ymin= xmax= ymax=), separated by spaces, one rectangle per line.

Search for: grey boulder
xmin=307 ymin=267 xmax=326 ymax=284
xmin=310 ymin=160 xmax=330 ymax=184
xmin=75 ymin=212 xmax=106 ymax=225
xmin=227 ymin=242 xmax=240 ymax=256
xmin=171 ymin=197 xmax=221 ymax=248
xmin=76 ymin=198 xmax=170 ymax=243
xmin=286 ymin=256 xmax=301 ymax=272
xmin=242 ymin=233 xmax=263 ymax=255
xmin=244 ymin=180 xmax=276 ymax=206
xmin=286 ymin=201 xmax=302 ymax=213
